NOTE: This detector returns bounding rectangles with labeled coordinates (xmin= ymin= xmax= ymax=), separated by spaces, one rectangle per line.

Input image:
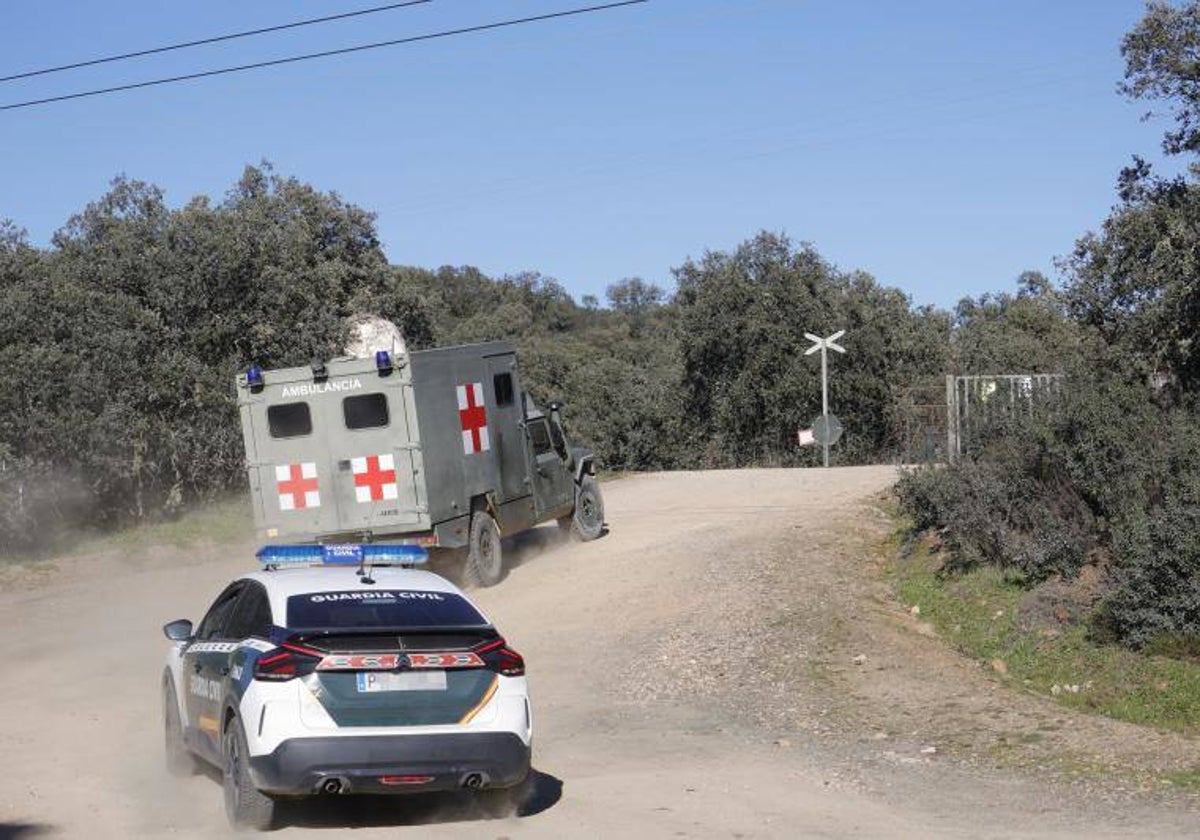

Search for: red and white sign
xmin=317 ymin=653 xmax=401 ymax=671
xmin=276 ymin=462 xmax=320 ymax=511
xmin=456 ymin=382 xmax=490 ymax=455
xmin=352 ymin=454 xmax=398 ymax=503
xmin=406 ymin=652 xmax=485 ymax=669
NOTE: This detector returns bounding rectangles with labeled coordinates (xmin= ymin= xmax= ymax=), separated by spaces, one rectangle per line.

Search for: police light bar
xmin=256 ymin=544 xmax=429 ymax=568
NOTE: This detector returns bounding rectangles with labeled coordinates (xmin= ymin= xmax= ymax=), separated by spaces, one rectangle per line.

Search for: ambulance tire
xmin=163 ymin=677 xmax=199 ymax=777
xmin=223 ymin=715 xmax=276 ymax=831
xmin=464 ymin=510 xmax=504 ymax=588
xmin=570 ymin=475 xmax=604 ymax=542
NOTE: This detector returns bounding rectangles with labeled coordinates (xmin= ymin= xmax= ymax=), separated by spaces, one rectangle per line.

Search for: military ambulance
xmin=236 ymin=338 xmax=604 ymax=586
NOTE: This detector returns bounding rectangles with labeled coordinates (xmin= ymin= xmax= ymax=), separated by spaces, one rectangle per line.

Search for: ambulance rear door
xmin=317 ymin=377 xmax=426 ymax=535
xmin=242 ymin=381 xmax=346 ymax=542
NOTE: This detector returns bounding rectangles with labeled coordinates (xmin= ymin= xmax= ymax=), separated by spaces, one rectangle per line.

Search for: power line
xmin=0 ymin=1 xmax=434 ymax=84
xmin=0 ymin=1 xmax=649 ymax=112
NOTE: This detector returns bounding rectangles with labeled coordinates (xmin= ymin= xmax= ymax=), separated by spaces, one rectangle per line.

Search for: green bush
xmin=897 ymin=458 xmax=1091 ymax=583
xmin=1098 ymin=406 xmax=1200 ymax=648
xmin=899 ymin=377 xmax=1200 ymax=649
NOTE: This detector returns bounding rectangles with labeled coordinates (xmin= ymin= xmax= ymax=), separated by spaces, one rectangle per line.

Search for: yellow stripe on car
xmin=458 ymin=676 xmax=498 ymax=724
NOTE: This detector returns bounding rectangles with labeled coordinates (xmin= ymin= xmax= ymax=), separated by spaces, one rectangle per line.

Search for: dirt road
xmin=1 ymin=468 xmax=1197 ymax=838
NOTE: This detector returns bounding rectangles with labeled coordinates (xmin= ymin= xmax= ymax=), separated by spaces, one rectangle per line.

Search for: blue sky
xmin=0 ymin=0 xmax=1179 ymax=309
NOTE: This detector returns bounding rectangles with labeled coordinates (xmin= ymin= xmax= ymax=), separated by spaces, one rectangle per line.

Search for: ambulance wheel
xmin=571 ymin=475 xmax=604 ymax=542
xmin=464 ymin=511 xmax=504 ymax=587
xmin=223 ymin=715 xmax=276 ymax=831
xmin=163 ymin=677 xmax=198 ymax=777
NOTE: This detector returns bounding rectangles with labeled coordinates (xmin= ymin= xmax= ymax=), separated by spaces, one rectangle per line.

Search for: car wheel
xmin=223 ymin=715 xmax=275 ymax=831
xmin=570 ymin=475 xmax=604 ymax=542
xmin=464 ymin=510 xmax=503 ymax=587
xmin=163 ymin=677 xmax=198 ymax=777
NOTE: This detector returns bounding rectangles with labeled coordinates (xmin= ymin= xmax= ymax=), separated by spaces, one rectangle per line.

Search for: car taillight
xmin=475 ymin=637 xmax=525 ymax=677
xmin=253 ymin=641 xmax=324 ymax=682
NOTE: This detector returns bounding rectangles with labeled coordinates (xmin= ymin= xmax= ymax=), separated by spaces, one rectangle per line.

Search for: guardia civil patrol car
xmin=161 ymin=544 xmax=532 ymax=831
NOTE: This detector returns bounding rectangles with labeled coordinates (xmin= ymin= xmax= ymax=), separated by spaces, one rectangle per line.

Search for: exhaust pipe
xmin=460 ymin=772 xmax=485 ymax=790
xmin=318 ymin=776 xmax=349 ymax=795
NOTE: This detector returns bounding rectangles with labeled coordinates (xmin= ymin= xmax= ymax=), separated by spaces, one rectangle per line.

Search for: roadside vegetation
xmin=888 ymin=523 xmax=1200 ymax=735
xmin=896 ymin=1 xmax=1200 ymax=659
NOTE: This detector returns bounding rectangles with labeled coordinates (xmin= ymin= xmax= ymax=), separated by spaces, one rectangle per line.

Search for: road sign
xmin=803 ymin=330 xmax=846 ymax=356
xmin=804 ymin=330 xmax=847 ymax=466
xmin=812 ymin=413 xmax=843 ymax=446
xmin=798 ymin=428 xmax=815 ymax=446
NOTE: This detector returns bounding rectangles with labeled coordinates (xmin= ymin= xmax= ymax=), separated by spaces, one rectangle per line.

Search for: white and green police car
xmin=161 ymin=545 xmax=532 ymax=830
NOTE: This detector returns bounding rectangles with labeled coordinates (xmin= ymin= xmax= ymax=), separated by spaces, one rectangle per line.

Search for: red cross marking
xmin=458 ymin=384 xmax=488 ymax=451
xmin=354 ymin=455 xmax=397 ymax=502
xmin=277 ymin=464 xmax=318 ymax=510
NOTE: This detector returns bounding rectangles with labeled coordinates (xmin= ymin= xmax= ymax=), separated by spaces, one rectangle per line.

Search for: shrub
xmin=899 ymin=459 xmax=1091 ymax=583
xmin=900 ymin=376 xmax=1200 ymax=650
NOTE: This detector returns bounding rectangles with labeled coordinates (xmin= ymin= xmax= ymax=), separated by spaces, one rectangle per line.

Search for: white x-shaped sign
xmin=804 ymin=330 xmax=846 ymax=355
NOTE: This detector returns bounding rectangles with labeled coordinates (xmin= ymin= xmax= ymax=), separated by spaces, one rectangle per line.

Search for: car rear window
xmin=286 ymin=590 xmax=487 ymax=629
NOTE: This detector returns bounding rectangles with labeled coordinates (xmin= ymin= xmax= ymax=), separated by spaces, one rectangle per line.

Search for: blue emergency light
xmin=245 ymin=364 xmax=265 ymax=388
xmin=256 ymin=544 xmax=429 ymax=568
xmin=375 ymin=350 xmax=391 ymax=371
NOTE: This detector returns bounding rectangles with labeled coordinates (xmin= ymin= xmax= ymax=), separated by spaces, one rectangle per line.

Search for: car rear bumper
xmin=247 ymin=731 xmax=531 ymax=796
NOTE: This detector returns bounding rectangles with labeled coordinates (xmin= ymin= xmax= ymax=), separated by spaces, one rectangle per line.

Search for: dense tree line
xmin=0 ymin=164 xmax=951 ymax=551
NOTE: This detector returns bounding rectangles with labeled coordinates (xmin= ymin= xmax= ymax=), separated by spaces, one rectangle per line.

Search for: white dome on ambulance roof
xmin=344 ymin=314 xmax=407 ymax=360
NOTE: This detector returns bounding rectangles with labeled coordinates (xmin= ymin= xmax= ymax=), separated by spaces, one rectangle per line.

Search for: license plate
xmin=356 ymin=671 xmax=447 ymax=692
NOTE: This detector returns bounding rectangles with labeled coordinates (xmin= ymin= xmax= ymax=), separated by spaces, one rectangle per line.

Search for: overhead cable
xmin=1 ymin=1 xmax=649 ymax=112
xmin=0 ymin=1 xmax=434 ymax=83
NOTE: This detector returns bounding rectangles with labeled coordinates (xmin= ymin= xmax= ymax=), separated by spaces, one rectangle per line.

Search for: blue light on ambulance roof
xmin=245 ymin=364 xmax=264 ymax=388
xmin=375 ymin=350 xmax=391 ymax=371
xmin=256 ymin=544 xmax=428 ymax=567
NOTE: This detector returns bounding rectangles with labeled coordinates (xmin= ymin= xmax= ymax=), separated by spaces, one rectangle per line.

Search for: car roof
xmin=237 ymin=567 xmax=479 ymax=628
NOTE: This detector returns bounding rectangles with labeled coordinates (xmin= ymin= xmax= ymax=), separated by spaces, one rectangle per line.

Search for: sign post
xmin=804 ymin=330 xmax=846 ymax=467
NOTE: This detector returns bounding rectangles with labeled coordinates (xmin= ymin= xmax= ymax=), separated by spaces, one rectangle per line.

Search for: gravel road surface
xmin=1 ymin=467 xmax=1197 ymax=838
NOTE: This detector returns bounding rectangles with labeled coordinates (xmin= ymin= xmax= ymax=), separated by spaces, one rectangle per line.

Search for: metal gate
xmin=946 ymin=374 xmax=1063 ymax=461
xmin=895 ymin=374 xmax=1064 ymax=463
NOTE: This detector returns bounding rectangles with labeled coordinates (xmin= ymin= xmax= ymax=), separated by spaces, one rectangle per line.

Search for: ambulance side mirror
xmin=163 ymin=619 xmax=194 ymax=642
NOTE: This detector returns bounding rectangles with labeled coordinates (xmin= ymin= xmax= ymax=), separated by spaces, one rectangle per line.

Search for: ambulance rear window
xmin=268 ymin=402 xmax=313 ymax=438
xmin=344 ymin=393 xmax=389 ymax=430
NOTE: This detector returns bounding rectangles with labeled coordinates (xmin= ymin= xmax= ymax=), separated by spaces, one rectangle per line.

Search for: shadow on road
xmin=0 ymin=824 xmax=54 ymax=840
xmin=275 ymin=769 xmax=563 ymax=830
